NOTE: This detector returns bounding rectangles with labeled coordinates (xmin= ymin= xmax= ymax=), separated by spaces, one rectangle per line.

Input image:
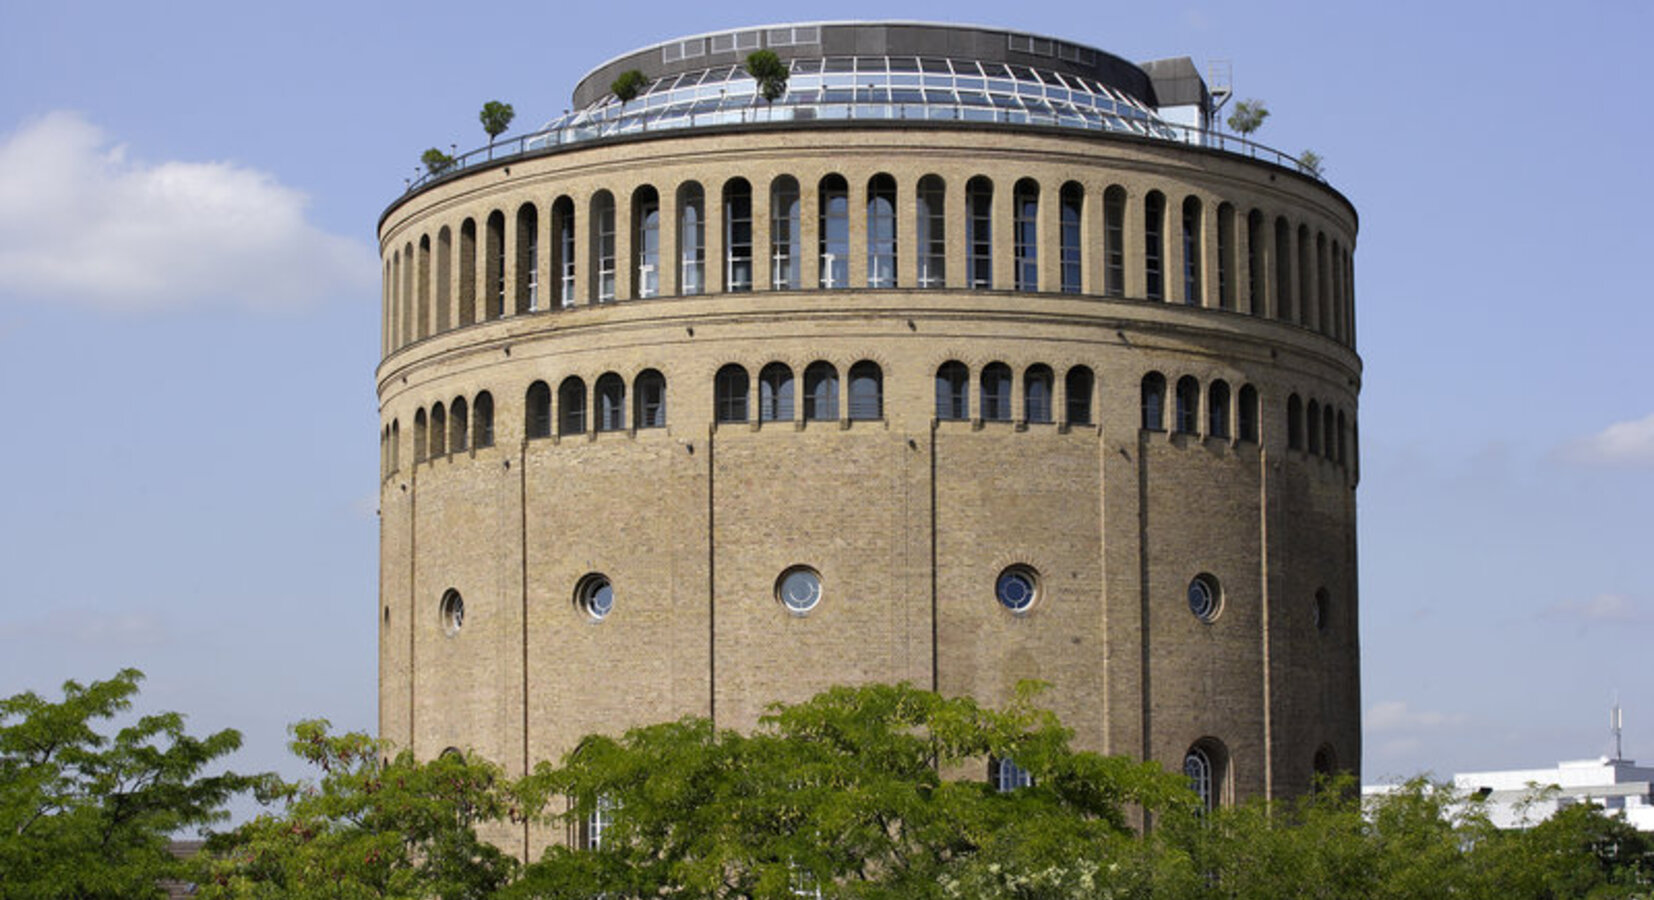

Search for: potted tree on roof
xmin=479 ymin=100 xmax=515 ymax=160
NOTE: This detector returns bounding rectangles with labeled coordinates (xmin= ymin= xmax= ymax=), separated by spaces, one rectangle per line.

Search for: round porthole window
xmin=995 ymin=565 xmax=1039 ymax=613
xmin=576 ymin=574 xmax=614 ymax=622
xmin=1188 ymin=574 xmax=1221 ymax=623
xmin=439 ymin=589 xmax=464 ymax=636
xmin=776 ymin=566 xmax=822 ymax=614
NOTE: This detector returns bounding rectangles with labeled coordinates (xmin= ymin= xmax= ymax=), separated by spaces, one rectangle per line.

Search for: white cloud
xmin=1366 ymin=700 xmax=1466 ymax=733
xmin=0 ymin=111 xmax=374 ymax=311
xmin=1543 ymin=593 xmax=1645 ymax=624
xmin=1556 ymin=413 xmax=1654 ymax=468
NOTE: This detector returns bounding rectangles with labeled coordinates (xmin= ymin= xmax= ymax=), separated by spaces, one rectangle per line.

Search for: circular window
xmin=1187 ymin=574 xmax=1221 ymax=623
xmin=576 ymin=574 xmax=614 ymax=621
xmin=439 ymin=589 xmax=464 ymax=636
xmin=776 ymin=566 xmax=822 ymax=614
xmin=995 ymin=565 xmax=1039 ymax=613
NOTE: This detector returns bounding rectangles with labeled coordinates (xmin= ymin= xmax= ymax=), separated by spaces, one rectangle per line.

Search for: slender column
xmin=659 ymin=187 xmax=679 ymax=298
xmin=991 ymin=178 xmax=1013 ymax=291
xmin=614 ymin=189 xmax=633 ymax=302
xmin=1037 ymin=180 xmax=1060 ymax=294
xmin=847 ymin=174 xmax=868 ymax=289
xmin=751 ymin=178 xmax=772 ymax=292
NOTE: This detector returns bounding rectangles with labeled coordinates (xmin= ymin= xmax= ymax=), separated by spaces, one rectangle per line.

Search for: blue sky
xmin=2 ymin=0 xmax=1650 ymax=795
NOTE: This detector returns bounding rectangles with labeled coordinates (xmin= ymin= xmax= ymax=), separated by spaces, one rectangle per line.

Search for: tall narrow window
xmin=867 ymin=174 xmax=897 ymax=288
xmin=847 ymin=361 xmax=882 ymax=420
xmin=552 ymin=197 xmax=576 ymax=307
xmin=1141 ymin=373 xmax=1166 ymax=431
xmin=1316 ymin=232 xmax=1330 ymax=334
xmin=759 ymin=363 xmax=795 ymax=422
xmin=633 ymin=186 xmax=660 ymax=299
xmin=1287 ymin=394 xmax=1303 ymax=450
xmin=473 ymin=392 xmax=494 ymax=448
xmin=1104 ymin=186 xmax=1126 ymax=297
xmin=1306 ymin=400 xmax=1322 ymax=454
xmin=485 ymin=211 xmax=505 ymax=319
xmin=980 ymin=363 xmax=1013 ymax=421
xmin=526 ymin=381 xmax=552 ymax=439
xmin=596 ymin=373 xmax=625 ymax=432
xmin=1238 ymin=385 xmax=1259 ymax=443
xmin=1297 ymin=224 xmax=1312 ymax=326
xmin=634 ymin=370 xmax=666 ymax=429
xmin=1059 ymin=182 xmax=1083 ymax=293
xmin=1323 ymin=405 xmax=1336 ymax=460
xmin=436 ymin=226 xmax=452 ymax=331
xmin=1024 ymin=364 xmax=1053 ymax=424
xmin=803 ymin=362 xmax=838 ymax=421
xmin=1065 ymin=366 xmax=1094 ymax=426
xmin=935 ymin=361 xmax=968 ymax=420
xmin=1208 ymin=380 xmax=1231 ymax=439
xmin=390 ymin=419 xmax=400 ymax=471
xmin=770 ymin=176 xmax=801 ymax=290
xmin=413 ymin=410 xmax=427 ymax=463
xmin=559 ymin=378 xmax=587 ymax=435
xmin=818 ymin=174 xmax=849 ymax=289
xmin=715 ymin=365 xmax=749 ymax=423
xmin=1275 ymin=217 xmax=1293 ymax=322
xmin=450 ymin=396 xmax=469 ymax=452
xmin=429 ymin=403 xmax=447 ymax=457
xmin=967 ymin=176 xmax=993 ymax=289
xmin=1247 ymin=209 xmax=1265 ymax=316
xmin=1013 ymin=178 xmax=1039 ymax=291
xmin=1337 ymin=410 xmax=1348 ymax=464
xmin=724 ymin=179 xmax=753 ymax=292
xmin=1185 ymin=745 xmax=1217 ymax=812
xmin=516 ymin=203 xmax=538 ymax=313
xmin=1175 ymin=376 xmax=1200 ymax=434
xmin=591 ymin=191 xmax=616 ymax=302
xmin=1181 ymin=196 xmax=1201 ymax=305
xmin=459 ymin=218 xmax=477 ymax=325
xmin=1217 ymin=203 xmax=1235 ymax=310
xmin=916 ymin=175 xmax=946 ymax=288
xmin=1144 ymin=191 xmax=1165 ymax=301
xmin=416 ymin=236 xmax=431 ymax=338
xmin=678 ymin=183 xmax=705 ymax=296
xmin=402 ymin=244 xmax=414 ymax=342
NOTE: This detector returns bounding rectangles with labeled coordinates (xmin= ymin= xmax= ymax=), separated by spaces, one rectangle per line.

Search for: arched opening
xmin=866 ymin=173 xmax=897 ymax=288
xmin=1323 ymin=404 xmax=1337 ymax=460
xmin=1246 ymin=208 xmax=1265 ymax=316
xmin=1024 ymin=364 xmax=1053 ymax=424
xmin=818 ymin=174 xmax=849 ymax=288
xmin=633 ymin=185 xmax=660 ymax=299
xmin=759 ymin=362 xmax=795 ymax=422
xmin=595 ymin=373 xmax=626 ymax=432
xmin=1287 ymin=394 xmax=1303 ymax=450
xmin=484 ymin=210 xmax=505 ymax=320
xmin=980 ymin=362 xmax=1012 ymax=421
xmin=1217 ymin=202 xmax=1236 ymax=310
xmin=1184 ymin=739 xmax=1229 ymax=812
xmin=473 ymin=392 xmax=494 ymax=448
xmin=1306 ymin=400 xmax=1322 ymax=455
xmin=515 ymin=202 xmax=538 ymax=313
xmin=714 ymin=364 xmax=749 ymax=423
xmin=803 ymin=362 xmax=837 ymax=421
xmin=935 ymin=361 xmax=968 ymax=420
xmin=915 ymin=175 xmax=946 ymax=288
xmin=1065 ymin=366 xmax=1094 ymax=426
xmin=1274 ymin=216 xmax=1293 ymax=322
xmin=1181 ymin=195 xmax=1202 ymax=305
xmin=590 ymin=191 xmax=616 ymax=302
xmin=677 ymin=182 xmax=705 ymax=295
xmin=1175 ymin=376 xmax=1200 ymax=434
xmin=436 ymin=226 xmax=452 ymax=331
xmin=1144 ymin=191 xmax=1166 ymax=301
xmin=1141 ymin=373 xmax=1166 ymax=431
xmin=559 ymin=377 xmax=588 ymax=435
xmin=551 ymin=196 xmax=576 ymax=307
xmin=429 ymin=402 xmax=447 ymax=457
xmin=847 ymin=361 xmax=882 ymax=420
xmin=770 ymin=175 xmax=801 ymax=290
xmin=525 ymin=381 xmax=552 ymax=439
xmin=1208 ymin=380 xmax=1231 ymax=439
xmin=413 ymin=409 xmax=428 ymax=463
xmin=1013 ymin=178 xmax=1039 ymax=291
xmin=459 ymin=218 xmax=477 ymax=326
xmin=1059 ymin=181 xmax=1083 ymax=294
xmin=966 ymin=176 xmax=994 ymax=289
xmin=1238 ymin=385 xmax=1259 ymax=443
xmin=417 ymin=235 xmax=431 ymax=338
xmin=723 ymin=178 xmax=753 ymax=292
xmin=1103 ymin=185 xmax=1126 ymax=297
xmin=450 ymin=396 xmax=468 ymax=452
xmin=634 ymin=370 xmax=666 ymax=429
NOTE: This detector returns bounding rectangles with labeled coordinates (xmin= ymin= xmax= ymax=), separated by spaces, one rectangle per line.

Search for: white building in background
xmin=1449 ymin=757 xmax=1654 ymax=831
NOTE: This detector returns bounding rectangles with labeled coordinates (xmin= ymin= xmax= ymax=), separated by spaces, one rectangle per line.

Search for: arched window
xmin=1144 ymin=191 xmax=1165 ymax=301
xmin=803 ymin=362 xmax=838 ymax=421
xmin=1065 ymin=366 xmax=1094 ymax=426
xmin=966 ymin=176 xmax=993 ymax=289
xmin=677 ymin=183 xmax=704 ymax=295
xmin=993 ymin=757 xmax=1032 ymax=792
xmin=1184 ymin=740 xmax=1226 ymax=812
xmin=1103 ymin=186 xmax=1126 ymax=297
xmin=1287 ymin=394 xmax=1303 ymax=450
xmin=1208 ymin=380 xmax=1231 ymax=439
xmin=515 ymin=203 xmax=538 ymax=313
xmin=1337 ymin=410 xmax=1348 ymax=465
xmin=430 ymin=402 xmax=447 ymax=457
xmin=759 ymin=362 xmax=795 ymax=422
xmin=770 ymin=176 xmax=801 ymax=290
xmin=1323 ymin=404 xmax=1337 ymax=460
xmin=1141 ymin=373 xmax=1166 ymax=431
xmin=450 ymin=396 xmax=469 ymax=452
xmin=633 ymin=185 xmax=660 ymax=299
xmin=1181 ymin=195 xmax=1202 ymax=305
xmin=1013 ymin=178 xmax=1039 ymax=291
xmin=413 ymin=409 xmax=428 ymax=462
xmin=723 ymin=179 xmax=753 ymax=292
xmin=1238 ymin=385 xmax=1259 ymax=443
xmin=916 ymin=175 xmax=946 ymax=288
xmin=1024 ymin=364 xmax=1053 ymax=424
xmin=1246 ymin=209 xmax=1265 ymax=316
xmin=525 ymin=381 xmax=552 ymax=439
xmin=867 ymin=174 xmax=897 ymax=288
xmin=818 ymin=174 xmax=849 ymax=288
xmin=847 ymin=361 xmax=882 ymax=421
xmin=459 ymin=218 xmax=477 ymax=325
xmin=1274 ymin=217 xmax=1293 ymax=322
xmin=435 ymin=226 xmax=452 ymax=331
xmin=1315 ymin=230 xmax=1329 ymax=332
xmin=1217 ymin=202 xmax=1235 ymax=310
xmin=1306 ymin=400 xmax=1322 ymax=454
xmin=635 ymin=370 xmax=666 ymax=429
xmin=590 ymin=191 xmax=616 ymax=302
xmin=715 ymin=365 xmax=749 ymax=423
xmin=552 ymin=196 xmax=576 ymax=307
xmin=1297 ymin=224 xmax=1313 ymax=326
xmin=473 ymin=392 xmax=494 ymax=448
xmin=935 ymin=361 xmax=969 ymax=420
xmin=980 ymin=363 xmax=1013 ymax=421
xmin=559 ymin=377 xmax=587 ymax=435
xmin=389 ymin=419 xmax=400 ymax=471
xmin=596 ymin=373 xmax=625 ymax=431
xmin=417 ymin=235 xmax=431 ymax=338
xmin=402 ymin=243 xmax=415 ymax=342
xmin=485 ymin=211 xmax=505 ymax=319
xmin=1175 ymin=376 xmax=1200 ymax=434
xmin=583 ymin=795 xmax=616 ymax=851
xmin=1059 ymin=182 xmax=1083 ymax=293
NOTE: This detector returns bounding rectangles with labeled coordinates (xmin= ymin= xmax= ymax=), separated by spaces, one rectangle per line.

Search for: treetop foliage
xmin=479 ymin=101 xmax=515 ymax=141
xmin=744 ymin=51 xmax=789 ymax=103
xmin=1226 ymin=98 xmax=1269 ymax=136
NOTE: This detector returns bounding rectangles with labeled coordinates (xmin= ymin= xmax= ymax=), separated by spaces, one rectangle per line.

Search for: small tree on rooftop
xmin=1227 ymin=98 xmax=1270 ymax=136
xmin=611 ymin=69 xmax=648 ymax=104
xmin=421 ymin=147 xmax=455 ymax=175
xmin=479 ymin=100 xmax=515 ymax=159
xmin=744 ymin=50 xmax=789 ymax=103
xmin=1298 ymin=149 xmax=1324 ymax=177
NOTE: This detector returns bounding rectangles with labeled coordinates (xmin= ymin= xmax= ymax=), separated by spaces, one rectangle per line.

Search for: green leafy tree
xmin=0 ymin=669 xmax=257 ymax=900
xmin=421 ymin=148 xmax=455 ymax=175
xmin=610 ymin=69 xmax=648 ymax=103
xmin=505 ymin=682 xmax=1195 ymax=899
xmin=744 ymin=50 xmax=789 ymax=103
xmin=1226 ymin=99 xmax=1269 ymax=136
xmin=479 ymin=100 xmax=515 ymax=159
xmin=1297 ymin=149 xmax=1324 ymax=177
xmin=196 ymin=721 xmax=517 ymax=900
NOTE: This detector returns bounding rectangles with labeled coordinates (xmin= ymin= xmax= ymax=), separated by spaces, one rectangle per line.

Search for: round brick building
xmin=376 ymin=21 xmax=1360 ymax=846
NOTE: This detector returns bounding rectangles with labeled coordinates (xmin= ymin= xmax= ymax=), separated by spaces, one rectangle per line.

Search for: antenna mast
xmin=1612 ymin=697 xmax=1624 ymax=761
